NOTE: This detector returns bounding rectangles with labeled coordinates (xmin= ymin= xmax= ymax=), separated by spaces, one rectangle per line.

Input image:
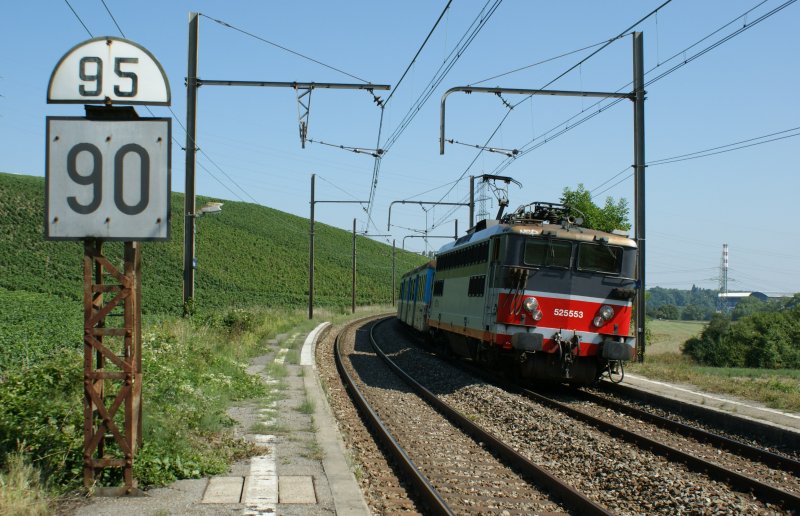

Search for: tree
xmin=654 ymin=304 xmax=679 ymax=320
xmin=731 ymin=296 xmax=766 ymax=321
xmin=682 ymin=304 xmax=709 ymax=321
xmin=560 ymin=184 xmax=630 ymax=233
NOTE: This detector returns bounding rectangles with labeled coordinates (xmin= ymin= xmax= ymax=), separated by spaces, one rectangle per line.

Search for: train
xmin=397 ymin=202 xmax=638 ymax=385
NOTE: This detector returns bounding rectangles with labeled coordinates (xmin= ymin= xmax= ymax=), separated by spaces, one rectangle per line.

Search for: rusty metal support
xmin=83 ymin=239 xmax=142 ymax=493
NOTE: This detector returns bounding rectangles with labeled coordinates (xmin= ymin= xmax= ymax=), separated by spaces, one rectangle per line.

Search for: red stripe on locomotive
xmin=496 ymin=292 xmax=631 ymax=333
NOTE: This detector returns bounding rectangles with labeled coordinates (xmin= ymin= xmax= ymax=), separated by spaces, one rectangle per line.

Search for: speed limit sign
xmin=45 ymin=117 xmax=171 ymax=240
xmin=45 ymin=36 xmax=172 ymax=241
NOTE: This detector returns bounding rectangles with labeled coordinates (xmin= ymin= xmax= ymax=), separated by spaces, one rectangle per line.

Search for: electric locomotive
xmin=398 ymin=202 xmax=638 ymax=384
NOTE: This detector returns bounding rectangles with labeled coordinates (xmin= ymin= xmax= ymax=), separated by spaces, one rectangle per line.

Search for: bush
xmin=683 ymin=314 xmax=742 ymax=367
xmin=0 ymin=351 xmax=84 ymax=487
xmin=682 ymin=307 xmax=800 ymax=368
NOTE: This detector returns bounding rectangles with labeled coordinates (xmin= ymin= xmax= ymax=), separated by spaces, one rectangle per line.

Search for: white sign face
xmin=48 ymin=37 xmax=170 ymax=105
xmin=46 ymin=117 xmax=171 ymax=240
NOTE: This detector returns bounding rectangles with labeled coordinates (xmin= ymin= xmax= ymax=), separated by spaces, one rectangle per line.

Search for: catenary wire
xmin=362 ymin=0 xmax=454 ymax=232
xmin=468 ymin=37 xmax=621 ymax=86
xmin=64 ymin=0 xmax=93 ymax=37
xmin=591 ymin=127 xmax=800 ymax=197
xmin=367 ymin=0 xmax=501 ymax=232
xmin=99 ymin=0 xmax=126 ymax=37
xmin=383 ymin=0 xmax=454 ymax=108
xmin=199 ymin=13 xmax=372 ymax=84
xmin=647 ymin=126 xmax=800 ymax=164
xmin=317 ymin=175 xmax=368 ymax=203
xmin=431 ymin=1 xmax=673 ymax=229
xmin=98 ymin=2 xmax=261 ymax=206
xmin=381 ymin=0 xmax=503 ymax=154
xmin=490 ymin=0 xmax=791 ymax=178
xmin=648 ymin=130 xmax=800 ymax=166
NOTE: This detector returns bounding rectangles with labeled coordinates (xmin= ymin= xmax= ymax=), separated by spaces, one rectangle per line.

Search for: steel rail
xmin=369 ymin=318 xmax=610 ymax=516
xmin=574 ymin=388 xmax=800 ymax=476
xmin=522 ymin=387 xmax=800 ymax=510
xmin=333 ymin=320 xmax=452 ymax=515
xmin=604 ymin=381 xmax=800 ymax=450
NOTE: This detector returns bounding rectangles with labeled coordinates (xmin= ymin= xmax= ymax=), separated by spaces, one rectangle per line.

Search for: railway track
xmin=333 ymin=315 xmax=606 ymax=514
xmin=567 ymin=386 xmax=800 ymax=474
xmin=518 ymin=387 xmax=800 ymax=510
xmin=593 ymin=381 xmax=800 ymax=457
xmin=370 ymin=317 xmax=798 ymax=513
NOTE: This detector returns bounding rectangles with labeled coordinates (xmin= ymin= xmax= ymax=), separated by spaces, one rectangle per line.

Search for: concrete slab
xmin=278 ymin=475 xmax=316 ymax=504
xmin=243 ymin=444 xmax=278 ymax=514
xmin=201 ymin=476 xmax=243 ymax=504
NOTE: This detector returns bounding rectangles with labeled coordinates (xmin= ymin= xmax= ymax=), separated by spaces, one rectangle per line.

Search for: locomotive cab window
xmin=577 ymin=243 xmax=623 ymax=274
xmin=523 ymin=239 xmax=571 ymax=268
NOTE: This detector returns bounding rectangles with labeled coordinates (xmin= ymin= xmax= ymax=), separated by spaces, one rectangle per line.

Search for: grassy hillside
xmin=0 ymin=172 xmax=427 ymax=315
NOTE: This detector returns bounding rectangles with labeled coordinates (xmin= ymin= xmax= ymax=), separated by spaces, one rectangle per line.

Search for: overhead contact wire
xmin=64 ymin=0 xmax=93 ymax=37
xmin=491 ymin=0 xmax=790 ymax=178
xmin=431 ymin=1 xmax=673 ymax=229
xmin=98 ymin=3 xmax=260 ymax=206
xmin=199 ymin=13 xmax=371 ymax=84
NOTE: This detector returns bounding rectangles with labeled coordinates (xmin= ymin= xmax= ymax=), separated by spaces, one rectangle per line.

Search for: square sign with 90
xmin=46 ymin=117 xmax=171 ymax=240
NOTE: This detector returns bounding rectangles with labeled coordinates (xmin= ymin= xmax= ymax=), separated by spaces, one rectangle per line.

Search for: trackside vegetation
xmin=0 ymin=306 xmax=310 ymax=504
xmin=683 ymin=303 xmax=800 ymax=369
xmin=0 ymin=171 xmax=426 ymax=509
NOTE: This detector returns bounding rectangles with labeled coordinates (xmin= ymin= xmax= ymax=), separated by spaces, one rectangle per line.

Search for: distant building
xmin=717 ymin=291 xmax=768 ymax=311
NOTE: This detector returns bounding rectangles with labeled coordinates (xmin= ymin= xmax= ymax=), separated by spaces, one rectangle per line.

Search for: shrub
xmin=682 ymin=307 xmax=800 ymax=369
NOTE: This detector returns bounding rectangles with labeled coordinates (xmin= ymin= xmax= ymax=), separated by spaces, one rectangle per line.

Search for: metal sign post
xmin=47 ymin=36 xmax=170 ymax=493
xmin=82 ymin=239 xmax=142 ymax=494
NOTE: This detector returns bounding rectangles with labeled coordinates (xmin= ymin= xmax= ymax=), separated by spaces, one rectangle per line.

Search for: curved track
xmin=334 ymin=316 xmax=606 ymax=514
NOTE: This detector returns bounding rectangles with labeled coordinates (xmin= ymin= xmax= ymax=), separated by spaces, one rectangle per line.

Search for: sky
xmin=2 ymin=1 xmax=799 ymax=295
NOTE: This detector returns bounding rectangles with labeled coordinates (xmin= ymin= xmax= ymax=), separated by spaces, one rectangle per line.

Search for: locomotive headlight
xmin=523 ymin=297 xmax=539 ymax=312
xmin=599 ymin=305 xmax=615 ymax=320
xmin=593 ymin=305 xmax=615 ymax=327
xmin=532 ymin=310 xmax=543 ymax=321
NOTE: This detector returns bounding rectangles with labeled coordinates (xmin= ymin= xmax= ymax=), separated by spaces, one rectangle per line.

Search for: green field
xmin=0 ymin=172 xmax=427 ymax=317
xmin=644 ymin=319 xmax=706 ymax=355
xmin=628 ymin=319 xmax=800 ymax=412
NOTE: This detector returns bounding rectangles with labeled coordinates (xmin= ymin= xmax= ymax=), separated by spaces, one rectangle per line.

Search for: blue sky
xmin=2 ymin=1 xmax=798 ymax=294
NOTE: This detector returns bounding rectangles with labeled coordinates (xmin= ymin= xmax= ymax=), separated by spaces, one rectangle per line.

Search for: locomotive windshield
xmin=577 ymin=242 xmax=623 ymax=274
xmin=523 ymin=239 xmax=571 ymax=268
xmin=521 ymin=237 xmax=628 ymax=276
